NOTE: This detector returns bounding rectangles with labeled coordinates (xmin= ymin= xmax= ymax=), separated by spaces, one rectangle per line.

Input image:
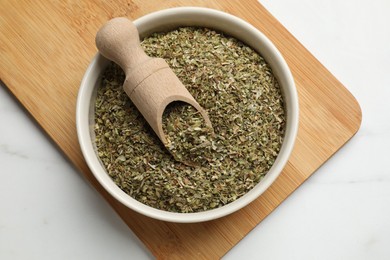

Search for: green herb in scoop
xmin=162 ymin=102 xmax=219 ymax=166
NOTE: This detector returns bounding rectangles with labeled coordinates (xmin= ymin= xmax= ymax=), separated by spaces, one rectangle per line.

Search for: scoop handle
xmin=95 ymin=17 xmax=150 ymax=72
xmin=95 ymin=17 xmax=213 ymax=145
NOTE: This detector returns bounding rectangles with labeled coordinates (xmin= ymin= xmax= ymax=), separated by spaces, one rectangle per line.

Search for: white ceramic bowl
xmin=77 ymin=7 xmax=299 ymax=223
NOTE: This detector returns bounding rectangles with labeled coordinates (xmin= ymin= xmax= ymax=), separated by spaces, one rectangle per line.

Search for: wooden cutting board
xmin=0 ymin=0 xmax=362 ymax=259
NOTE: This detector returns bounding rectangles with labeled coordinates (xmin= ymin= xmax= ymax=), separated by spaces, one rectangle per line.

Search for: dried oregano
xmin=94 ymin=27 xmax=286 ymax=213
xmin=162 ymin=102 xmax=216 ymax=167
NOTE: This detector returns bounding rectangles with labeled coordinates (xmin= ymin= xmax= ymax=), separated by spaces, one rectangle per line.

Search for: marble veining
xmin=0 ymin=144 xmax=29 ymax=159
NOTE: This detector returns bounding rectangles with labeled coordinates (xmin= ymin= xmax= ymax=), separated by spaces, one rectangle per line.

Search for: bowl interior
xmin=78 ymin=7 xmax=298 ymax=223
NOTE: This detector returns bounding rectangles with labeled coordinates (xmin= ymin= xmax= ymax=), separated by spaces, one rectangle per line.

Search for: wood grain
xmin=0 ymin=0 xmax=362 ymax=259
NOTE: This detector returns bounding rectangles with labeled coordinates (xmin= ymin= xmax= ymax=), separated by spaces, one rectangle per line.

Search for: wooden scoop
xmin=95 ymin=17 xmax=212 ymax=145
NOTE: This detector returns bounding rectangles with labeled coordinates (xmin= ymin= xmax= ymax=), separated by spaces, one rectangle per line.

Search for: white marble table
xmin=1 ymin=0 xmax=389 ymax=259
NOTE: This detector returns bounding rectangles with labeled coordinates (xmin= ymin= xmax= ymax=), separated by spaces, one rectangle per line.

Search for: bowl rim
xmin=76 ymin=7 xmax=299 ymax=223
